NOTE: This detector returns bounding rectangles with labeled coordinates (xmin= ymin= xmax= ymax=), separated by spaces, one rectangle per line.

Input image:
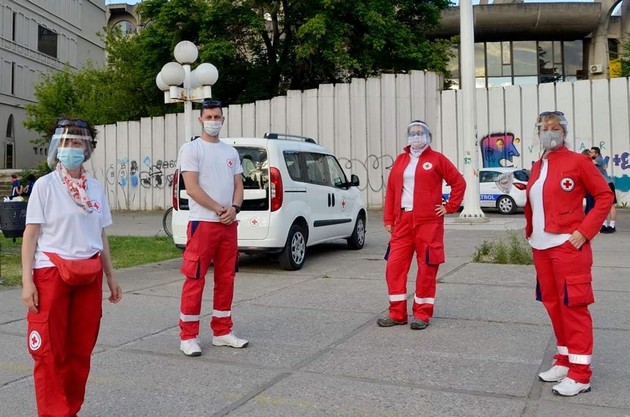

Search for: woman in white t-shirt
xmin=21 ymin=118 xmax=122 ymax=417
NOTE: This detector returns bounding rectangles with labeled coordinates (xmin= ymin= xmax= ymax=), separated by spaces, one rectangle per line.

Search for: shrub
xmin=472 ymin=230 xmax=533 ymax=265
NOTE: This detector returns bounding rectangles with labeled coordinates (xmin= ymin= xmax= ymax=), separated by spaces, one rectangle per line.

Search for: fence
xmin=91 ymin=72 xmax=630 ymax=210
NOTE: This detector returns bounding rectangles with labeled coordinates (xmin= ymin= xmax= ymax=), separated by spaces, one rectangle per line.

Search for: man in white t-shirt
xmin=178 ymin=99 xmax=247 ymax=356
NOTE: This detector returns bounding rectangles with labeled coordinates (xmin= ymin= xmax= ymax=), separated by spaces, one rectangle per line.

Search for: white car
xmin=443 ymin=167 xmax=529 ymax=214
xmin=171 ymin=133 xmax=367 ymax=270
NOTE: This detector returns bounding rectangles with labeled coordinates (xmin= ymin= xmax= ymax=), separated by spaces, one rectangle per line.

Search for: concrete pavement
xmin=1 ymin=210 xmax=629 ymax=416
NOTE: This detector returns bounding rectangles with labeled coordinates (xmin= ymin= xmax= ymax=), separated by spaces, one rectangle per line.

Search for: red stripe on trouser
xmin=533 ymin=241 xmax=594 ymax=383
xmin=179 ymin=221 xmax=238 ymax=339
xmin=385 ymin=212 xmax=443 ymax=322
xmin=27 ymin=266 xmax=102 ymax=417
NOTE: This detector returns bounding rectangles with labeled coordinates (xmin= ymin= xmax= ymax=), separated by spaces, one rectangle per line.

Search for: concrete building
xmin=430 ymin=0 xmax=630 ymax=88
xmin=0 ymin=0 xmax=106 ymax=169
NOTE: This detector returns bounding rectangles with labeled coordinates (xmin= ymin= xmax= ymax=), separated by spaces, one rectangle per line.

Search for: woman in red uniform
xmin=526 ymin=111 xmax=613 ymax=396
xmin=379 ymin=120 xmax=465 ymax=330
xmin=21 ymin=118 xmax=122 ymax=416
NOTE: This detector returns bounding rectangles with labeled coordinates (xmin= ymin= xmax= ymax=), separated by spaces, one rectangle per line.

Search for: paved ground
xmin=1 ymin=209 xmax=629 ymax=416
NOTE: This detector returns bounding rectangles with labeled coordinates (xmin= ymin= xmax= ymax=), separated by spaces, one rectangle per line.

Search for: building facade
xmin=0 ymin=0 xmax=106 ymax=169
xmin=430 ymin=0 xmax=630 ymax=88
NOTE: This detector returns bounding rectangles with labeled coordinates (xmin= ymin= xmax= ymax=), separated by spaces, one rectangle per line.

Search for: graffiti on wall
xmin=101 ymin=156 xmax=177 ymax=209
xmin=480 ymin=133 xmax=521 ymax=168
xmin=338 ymin=154 xmax=395 ymax=193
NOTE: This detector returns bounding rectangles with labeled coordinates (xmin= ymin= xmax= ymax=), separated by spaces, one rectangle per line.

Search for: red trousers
xmin=533 ymin=240 xmax=594 ymax=383
xmin=179 ymin=221 xmax=238 ymax=339
xmin=27 ymin=267 xmax=103 ymax=417
xmin=385 ymin=211 xmax=445 ymax=322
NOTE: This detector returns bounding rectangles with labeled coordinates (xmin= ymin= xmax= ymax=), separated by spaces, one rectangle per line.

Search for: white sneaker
xmin=552 ymin=377 xmax=591 ymax=396
xmin=212 ymin=332 xmax=249 ymax=348
xmin=538 ymin=365 xmax=569 ymax=382
xmin=180 ymin=338 xmax=202 ymax=356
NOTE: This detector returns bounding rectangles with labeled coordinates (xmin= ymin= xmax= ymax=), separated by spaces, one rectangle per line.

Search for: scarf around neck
xmin=56 ymin=162 xmax=93 ymax=214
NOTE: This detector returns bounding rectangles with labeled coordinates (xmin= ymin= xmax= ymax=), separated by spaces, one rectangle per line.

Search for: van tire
xmin=346 ymin=214 xmax=366 ymax=250
xmin=279 ymin=224 xmax=307 ymax=270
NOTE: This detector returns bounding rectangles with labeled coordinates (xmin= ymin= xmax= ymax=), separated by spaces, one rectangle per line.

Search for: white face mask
xmin=408 ymin=134 xmax=429 ymax=149
xmin=540 ymin=130 xmax=564 ymax=150
xmin=203 ymin=120 xmax=223 ymax=137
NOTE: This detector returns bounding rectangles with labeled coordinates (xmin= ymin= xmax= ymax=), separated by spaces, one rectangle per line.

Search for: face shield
xmin=533 ymin=111 xmax=568 ymax=152
xmin=407 ymin=120 xmax=432 ymax=150
xmin=47 ymin=120 xmax=96 ymax=170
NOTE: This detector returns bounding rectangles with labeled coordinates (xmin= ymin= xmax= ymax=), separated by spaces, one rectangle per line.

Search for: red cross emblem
xmin=341 ymin=198 xmax=346 ymax=210
xmin=29 ymin=330 xmax=42 ymax=351
xmin=560 ymin=177 xmax=575 ymax=191
xmin=250 ymin=218 xmax=259 ymax=226
xmin=227 ymin=159 xmax=234 ymax=168
xmin=423 ymin=162 xmax=433 ymax=170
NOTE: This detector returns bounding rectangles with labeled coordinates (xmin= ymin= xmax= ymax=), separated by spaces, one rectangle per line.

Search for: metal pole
xmin=183 ymin=64 xmax=193 ymax=141
xmin=458 ymin=0 xmax=486 ymax=220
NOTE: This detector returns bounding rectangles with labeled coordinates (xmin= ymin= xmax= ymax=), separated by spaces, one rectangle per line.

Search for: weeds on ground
xmin=472 ymin=230 xmax=533 ymax=265
xmin=0 ymin=236 xmax=181 ymax=287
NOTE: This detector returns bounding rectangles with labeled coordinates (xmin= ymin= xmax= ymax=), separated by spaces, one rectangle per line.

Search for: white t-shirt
xmin=178 ymin=138 xmax=243 ymax=222
xmin=529 ymin=158 xmax=571 ymax=250
xmin=26 ymin=171 xmax=112 ymax=268
xmin=401 ymin=155 xmax=419 ymax=210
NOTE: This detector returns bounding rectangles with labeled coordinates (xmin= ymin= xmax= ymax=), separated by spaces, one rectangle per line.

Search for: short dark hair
xmin=590 ymin=146 xmax=601 ymax=155
xmin=200 ymin=99 xmax=223 ymax=116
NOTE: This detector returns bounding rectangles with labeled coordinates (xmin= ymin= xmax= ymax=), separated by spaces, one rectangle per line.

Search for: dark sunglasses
xmin=539 ymin=111 xmax=564 ymax=117
xmin=56 ymin=118 xmax=90 ymax=129
xmin=201 ymin=99 xmax=223 ymax=108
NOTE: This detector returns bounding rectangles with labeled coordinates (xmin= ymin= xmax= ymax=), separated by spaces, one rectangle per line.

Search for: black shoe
xmin=376 ymin=317 xmax=407 ymax=327
xmin=410 ymin=319 xmax=430 ymax=330
xmin=608 ymin=226 xmax=616 ymax=233
xmin=600 ymin=226 xmax=611 ymax=233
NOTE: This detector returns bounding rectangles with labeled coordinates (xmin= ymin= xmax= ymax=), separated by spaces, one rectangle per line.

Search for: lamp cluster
xmin=155 ymin=40 xmax=219 ymax=104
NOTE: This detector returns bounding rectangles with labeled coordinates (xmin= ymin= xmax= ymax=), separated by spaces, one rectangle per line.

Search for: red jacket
xmin=384 ymin=146 xmax=466 ymax=226
xmin=525 ymin=146 xmax=613 ymax=241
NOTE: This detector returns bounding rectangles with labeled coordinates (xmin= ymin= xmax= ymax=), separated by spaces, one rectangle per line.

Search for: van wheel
xmin=497 ymin=195 xmax=516 ymax=214
xmin=279 ymin=224 xmax=307 ymax=270
xmin=347 ymin=214 xmax=366 ymax=250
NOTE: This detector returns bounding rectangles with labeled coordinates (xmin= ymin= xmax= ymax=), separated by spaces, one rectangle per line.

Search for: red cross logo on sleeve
xmin=560 ymin=177 xmax=575 ymax=192
xmin=227 ymin=159 xmax=234 ymax=168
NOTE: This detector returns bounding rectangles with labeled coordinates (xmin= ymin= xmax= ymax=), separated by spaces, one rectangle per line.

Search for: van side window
xmin=324 ymin=155 xmax=349 ymax=188
xmin=302 ymin=152 xmax=329 ymax=186
xmin=283 ymin=151 xmax=302 ymax=181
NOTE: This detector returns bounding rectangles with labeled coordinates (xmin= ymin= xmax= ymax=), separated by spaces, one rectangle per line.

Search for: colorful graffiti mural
xmin=480 ymin=133 xmax=521 ymax=168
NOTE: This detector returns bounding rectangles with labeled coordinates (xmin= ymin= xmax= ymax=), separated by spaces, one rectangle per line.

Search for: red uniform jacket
xmin=525 ymin=146 xmax=614 ymax=241
xmin=384 ymin=146 xmax=466 ymax=226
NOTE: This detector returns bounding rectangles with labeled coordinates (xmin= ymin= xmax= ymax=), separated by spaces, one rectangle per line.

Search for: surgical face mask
xmin=203 ymin=121 xmax=223 ymax=136
xmin=57 ymin=147 xmax=85 ymax=169
xmin=408 ymin=133 xmax=429 ymax=149
xmin=539 ymin=130 xmax=564 ymax=150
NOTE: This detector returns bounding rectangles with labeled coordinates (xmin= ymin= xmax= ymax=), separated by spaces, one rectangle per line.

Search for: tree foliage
xmin=25 ymin=0 xmax=454 ymax=138
xmin=621 ymin=37 xmax=630 ymax=77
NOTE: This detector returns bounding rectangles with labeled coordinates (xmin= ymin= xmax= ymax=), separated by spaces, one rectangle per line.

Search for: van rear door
xmin=234 ymin=145 xmax=271 ymax=240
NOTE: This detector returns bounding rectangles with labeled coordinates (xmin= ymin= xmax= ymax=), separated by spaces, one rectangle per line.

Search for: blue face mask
xmin=57 ymin=148 xmax=85 ymax=169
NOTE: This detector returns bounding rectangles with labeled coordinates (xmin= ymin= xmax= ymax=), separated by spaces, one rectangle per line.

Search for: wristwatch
xmin=232 ymin=204 xmax=241 ymax=214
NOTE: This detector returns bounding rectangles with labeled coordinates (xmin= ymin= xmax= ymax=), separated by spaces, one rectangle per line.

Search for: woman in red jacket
xmin=379 ymin=120 xmax=465 ymax=330
xmin=526 ymin=111 xmax=613 ymax=397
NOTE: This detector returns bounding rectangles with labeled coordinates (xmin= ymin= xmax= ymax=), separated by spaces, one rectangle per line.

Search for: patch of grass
xmin=472 ymin=230 xmax=533 ymax=265
xmin=0 ymin=236 xmax=181 ymax=287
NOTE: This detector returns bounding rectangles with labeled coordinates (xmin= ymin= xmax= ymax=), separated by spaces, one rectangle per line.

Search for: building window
xmin=448 ymin=40 xmax=584 ymax=88
xmin=12 ymin=12 xmax=17 ymax=41
xmin=11 ymin=63 xmax=15 ymax=95
xmin=38 ymin=25 xmax=58 ymax=58
xmin=111 ymin=20 xmax=137 ymax=35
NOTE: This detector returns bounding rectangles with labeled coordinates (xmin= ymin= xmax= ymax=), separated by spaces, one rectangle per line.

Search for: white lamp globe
xmin=195 ymin=63 xmax=219 ymax=86
xmin=174 ymin=41 xmax=198 ymax=64
xmin=155 ymin=72 xmax=170 ymax=91
xmin=189 ymin=69 xmax=201 ymax=88
xmin=160 ymin=62 xmax=185 ymax=86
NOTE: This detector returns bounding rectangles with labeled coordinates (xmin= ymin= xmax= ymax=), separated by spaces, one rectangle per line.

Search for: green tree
xmin=621 ymin=37 xmax=630 ymax=77
xmin=26 ymin=0 xmax=454 ymax=138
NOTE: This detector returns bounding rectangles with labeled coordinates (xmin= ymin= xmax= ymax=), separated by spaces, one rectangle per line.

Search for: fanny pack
xmin=44 ymin=252 xmax=102 ymax=286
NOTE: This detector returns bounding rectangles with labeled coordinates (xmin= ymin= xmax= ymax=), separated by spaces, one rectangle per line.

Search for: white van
xmin=171 ymin=133 xmax=367 ymax=270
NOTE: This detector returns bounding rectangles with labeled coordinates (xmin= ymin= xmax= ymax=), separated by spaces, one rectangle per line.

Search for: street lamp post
xmin=458 ymin=0 xmax=486 ymax=221
xmin=156 ymin=41 xmax=219 ymax=142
